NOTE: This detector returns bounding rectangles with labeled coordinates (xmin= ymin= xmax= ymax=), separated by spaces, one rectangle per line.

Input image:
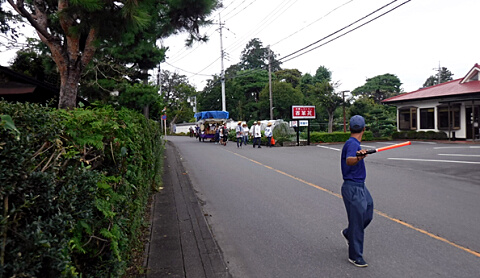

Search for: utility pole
xmin=433 ymin=62 xmax=441 ymax=85
xmin=219 ymin=14 xmax=226 ymax=111
xmin=268 ymin=45 xmax=273 ymax=120
xmin=437 ymin=62 xmax=441 ymax=84
xmin=341 ymin=90 xmax=350 ymax=132
xmin=157 ymin=62 xmax=163 ymax=132
xmin=157 ymin=62 xmax=162 ymax=95
xmin=188 ymin=96 xmax=197 ymax=113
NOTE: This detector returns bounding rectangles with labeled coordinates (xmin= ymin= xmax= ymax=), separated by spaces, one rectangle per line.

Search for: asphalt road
xmin=167 ymin=136 xmax=480 ymax=278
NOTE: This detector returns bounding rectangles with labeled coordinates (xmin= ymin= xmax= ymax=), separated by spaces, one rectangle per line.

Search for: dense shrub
xmin=309 ymin=131 xmax=373 ymax=143
xmin=425 ymin=131 xmax=437 ymax=139
xmin=434 ymin=131 xmax=448 ymax=139
xmin=272 ymin=122 xmax=295 ymax=146
xmin=0 ymin=102 xmax=163 ymax=277
xmin=392 ymin=131 xmax=448 ymax=140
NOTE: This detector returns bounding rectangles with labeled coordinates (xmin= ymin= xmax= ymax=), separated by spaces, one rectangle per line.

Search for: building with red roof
xmin=383 ymin=63 xmax=480 ymax=140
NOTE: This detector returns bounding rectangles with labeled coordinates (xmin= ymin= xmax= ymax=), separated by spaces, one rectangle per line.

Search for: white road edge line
xmin=317 ymin=145 xmax=341 ymax=151
xmin=438 ymin=154 xmax=480 ymax=157
xmin=361 ymin=144 xmax=377 ymax=148
xmin=388 ymin=158 xmax=480 ymax=164
xmin=434 ymin=146 xmax=480 ymax=149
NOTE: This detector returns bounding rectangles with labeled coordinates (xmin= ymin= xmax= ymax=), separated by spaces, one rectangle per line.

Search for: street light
xmin=187 ymin=96 xmax=197 ymax=113
xmin=341 ymin=90 xmax=350 ymax=132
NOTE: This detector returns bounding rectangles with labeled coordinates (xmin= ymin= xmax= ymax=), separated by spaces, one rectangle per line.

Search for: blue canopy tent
xmin=194 ymin=111 xmax=229 ymax=121
xmin=194 ymin=111 xmax=229 ymax=142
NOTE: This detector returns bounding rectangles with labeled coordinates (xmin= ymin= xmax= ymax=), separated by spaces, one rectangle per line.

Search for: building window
xmin=420 ymin=108 xmax=435 ymax=129
xmin=399 ymin=107 xmax=417 ymax=130
xmin=438 ymin=105 xmax=460 ymax=130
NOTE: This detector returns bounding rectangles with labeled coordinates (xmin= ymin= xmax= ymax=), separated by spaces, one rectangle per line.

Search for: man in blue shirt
xmin=340 ymin=115 xmax=373 ymax=267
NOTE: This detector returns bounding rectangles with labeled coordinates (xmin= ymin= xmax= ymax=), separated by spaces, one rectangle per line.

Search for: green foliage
xmin=0 ymin=4 xmax=20 ymax=35
xmin=228 ymin=129 xmax=236 ymax=142
xmin=200 ymin=68 xmax=269 ymax=121
xmin=239 ymin=38 xmax=282 ymax=71
xmin=9 ymin=44 xmax=60 ymax=86
xmin=422 ymin=67 xmax=454 ymax=88
xmin=0 ymin=101 xmax=163 ymax=277
xmin=198 ymin=58 xmax=400 ymax=137
xmin=348 ymin=99 xmax=397 ymax=138
xmin=351 ymin=73 xmax=402 ymax=103
xmin=0 ymin=114 xmax=20 ymax=140
xmin=259 ymin=81 xmax=304 ymax=120
xmin=272 ymin=122 xmax=295 ymax=146
xmin=6 ymin=0 xmax=219 ymax=109
xmin=301 ymin=68 xmax=340 ymax=133
xmin=313 ymin=66 xmax=332 ymax=83
xmin=119 ymin=83 xmax=163 ymax=117
xmin=310 ymin=131 xmax=373 ymax=143
xmin=158 ymin=70 xmax=197 ymax=124
xmin=275 ymin=69 xmax=302 ymax=88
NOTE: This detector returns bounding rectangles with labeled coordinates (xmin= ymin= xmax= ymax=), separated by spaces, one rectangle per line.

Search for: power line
xmin=224 ymin=0 xmax=295 ymax=53
xmin=221 ymin=0 xmax=249 ymax=19
xmin=164 ymin=0 xmax=251 ymax=76
xmin=202 ymin=66 xmax=270 ymax=90
xmin=200 ymin=0 xmax=412 ymax=88
xmin=167 ymin=29 xmax=218 ymax=63
xmin=223 ymin=0 xmax=258 ymax=22
xmin=164 ymin=61 xmax=213 ymax=77
xmin=166 ymin=0 xmax=412 ymax=90
xmin=164 ymin=0 xmax=244 ymax=63
xmin=167 ymin=0 xmax=296 ymax=81
xmin=279 ymin=0 xmax=403 ymax=62
xmin=271 ymin=0 xmax=355 ymax=47
xmin=280 ymin=0 xmax=412 ymax=63
xmin=170 ymin=0 xmax=288 ymax=81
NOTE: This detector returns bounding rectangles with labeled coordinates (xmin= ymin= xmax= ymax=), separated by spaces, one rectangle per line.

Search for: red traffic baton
xmin=357 ymin=141 xmax=411 ymax=156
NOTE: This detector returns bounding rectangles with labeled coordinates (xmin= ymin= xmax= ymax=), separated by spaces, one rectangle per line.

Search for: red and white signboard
xmin=291 ymin=105 xmax=316 ymax=119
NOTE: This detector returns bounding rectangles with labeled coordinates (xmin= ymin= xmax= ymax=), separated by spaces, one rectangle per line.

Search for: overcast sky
xmin=160 ymin=0 xmax=480 ymax=94
xmin=1 ymin=0 xmax=479 ymax=95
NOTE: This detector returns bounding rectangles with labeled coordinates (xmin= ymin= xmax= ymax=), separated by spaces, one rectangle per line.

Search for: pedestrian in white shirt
xmin=236 ymin=121 xmax=243 ymax=148
xmin=265 ymin=122 xmax=273 ymax=147
xmin=252 ymin=121 xmax=262 ymax=148
xmin=242 ymin=123 xmax=249 ymax=145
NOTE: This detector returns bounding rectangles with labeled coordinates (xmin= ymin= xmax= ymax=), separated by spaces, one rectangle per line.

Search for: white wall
xmin=174 ymin=123 xmax=196 ymax=134
xmin=396 ymin=100 xmax=467 ymax=139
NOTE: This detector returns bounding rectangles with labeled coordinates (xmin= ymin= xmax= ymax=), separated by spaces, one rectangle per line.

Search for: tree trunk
xmin=328 ymin=112 xmax=334 ymax=133
xmin=8 ymin=0 xmax=97 ymax=109
xmin=169 ymin=113 xmax=179 ymax=133
xmin=143 ymin=105 xmax=150 ymax=119
xmin=58 ymin=64 xmax=82 ymax=109
xmin=143 ymin=69 xmax=149 ymax=118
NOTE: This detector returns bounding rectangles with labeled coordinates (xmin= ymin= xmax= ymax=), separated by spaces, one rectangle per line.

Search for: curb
xmin=145 ymin=141 xmax=230 ymax=277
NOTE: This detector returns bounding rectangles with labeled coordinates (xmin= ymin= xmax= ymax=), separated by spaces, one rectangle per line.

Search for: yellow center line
xmin=230 ymin=151 xmax=480 ymax=258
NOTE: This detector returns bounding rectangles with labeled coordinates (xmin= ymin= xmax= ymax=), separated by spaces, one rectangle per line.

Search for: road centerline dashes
xmin=226 ymin=149 xmax=480 ymax=258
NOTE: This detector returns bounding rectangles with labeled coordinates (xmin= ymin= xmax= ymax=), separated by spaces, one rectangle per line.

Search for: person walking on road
xmin=236 ymin=121 xmax=243 ymax=148
xmin=252 ymin=121 xmax=262 ymax=148
xmin=221 ymin=123 xmax=228 ymax=146
xmin=242 ymin=123 xmax=249 ymax=145
xmin=265 ymin=122 xmax=273 ymax=147
xmin=219 ymin=124 xmax=224 ymax=145
xmin=214 ymin=125 xmax=220 ymax=144
xmin=340 ymin=115 xmax=373 ymax=268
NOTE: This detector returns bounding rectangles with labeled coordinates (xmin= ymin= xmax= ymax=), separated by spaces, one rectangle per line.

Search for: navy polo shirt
xmin=341 ymin=137 xmax=366 ymax=183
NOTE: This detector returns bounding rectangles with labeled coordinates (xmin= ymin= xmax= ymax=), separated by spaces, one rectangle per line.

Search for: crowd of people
xmin=189 ymin=121 xmax=275 ymax=148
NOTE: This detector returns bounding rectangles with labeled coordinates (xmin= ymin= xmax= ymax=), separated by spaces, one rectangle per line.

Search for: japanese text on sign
xmin=291 ymin=105 xmax=316 ymax=119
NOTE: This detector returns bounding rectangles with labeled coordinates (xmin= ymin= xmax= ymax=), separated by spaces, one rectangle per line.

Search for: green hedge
xmin=392 ymin=130 xmax=448 ymax=140
xmin=0 ymin=102 xmax=163 ymax=277
xmin=309 ymin=131 xmax=374 ymax=143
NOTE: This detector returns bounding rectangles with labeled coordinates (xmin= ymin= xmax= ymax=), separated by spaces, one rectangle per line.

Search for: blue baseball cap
xmin=350 ymin=115 xmax=365 ymax=130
